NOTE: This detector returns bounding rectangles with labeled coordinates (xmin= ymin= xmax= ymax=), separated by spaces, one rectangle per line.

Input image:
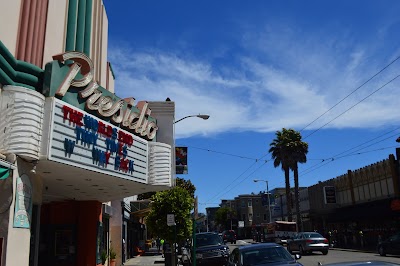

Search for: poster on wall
xmin=13 ymin=174 xmax=33 ymax=228
xmin=176 ymin=147 xmax=188 ymax=174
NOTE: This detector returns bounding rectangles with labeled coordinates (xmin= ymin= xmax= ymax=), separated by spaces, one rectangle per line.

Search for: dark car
xmin=319 ymin=262 xmax=400 ymax=266
xmin=186 ymin=232 xmax=230 ymax=266
xmin=287 ymin=232 xmax=329 ymax=255
xmin=228 ymin=243 xmax=303 ymax=266
xmin=222 ymin=230 xmax=237 ymax=244
xmin=377 ymin=232 xmax=400 ymax=256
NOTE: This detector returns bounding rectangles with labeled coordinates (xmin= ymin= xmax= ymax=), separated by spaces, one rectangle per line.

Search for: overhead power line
xmin=185 ymin=145 xmax=260 ymax=161
xmin=300 ymin=54 xmax=400 ymax=133
xmin=303 ymin=73 xmax=400 ymax=139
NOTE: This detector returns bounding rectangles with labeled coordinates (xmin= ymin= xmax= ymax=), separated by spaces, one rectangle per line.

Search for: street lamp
xmin=173 ymin=113 xmax=209 ymax=266
xmin=253 ymin=179 xmax=272 ymax=223
xmin=173 ymin=114 xmax=210 ymax=124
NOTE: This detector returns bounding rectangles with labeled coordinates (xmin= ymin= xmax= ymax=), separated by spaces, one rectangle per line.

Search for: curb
xmin=330 ymin=248 xmax=376 ymax=254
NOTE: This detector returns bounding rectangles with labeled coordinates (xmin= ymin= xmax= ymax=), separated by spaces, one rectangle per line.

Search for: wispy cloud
xmin=108 ymin=20 xmax=400 ymax=139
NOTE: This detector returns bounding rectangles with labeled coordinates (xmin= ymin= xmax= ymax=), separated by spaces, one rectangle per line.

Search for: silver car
xmin=287 ymin=232 xmax=329 ymax=255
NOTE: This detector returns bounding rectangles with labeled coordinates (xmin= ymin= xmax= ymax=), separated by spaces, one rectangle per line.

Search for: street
xmin=226 ymin=241 xmax=400 ymax=266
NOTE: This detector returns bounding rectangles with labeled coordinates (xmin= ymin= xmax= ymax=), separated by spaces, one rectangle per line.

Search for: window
xmin=242 ymin=214 xmax=245 ymax=220
xmin=241 ymin=201 xmax=245 ymax=207
xmin=249 ymin=213 xmax=253 ymax=221
xmin=256 ymin=213 xmax=260 ymax=218
xmin=248 ymin=200 xmax=252 ymax=207
xmin=263 ymin=214 xmax=267 ymax=220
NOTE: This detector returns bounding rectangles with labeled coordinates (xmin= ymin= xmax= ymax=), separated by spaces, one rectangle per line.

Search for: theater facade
xmin=0 ymin=1 xmax=174 ymax=266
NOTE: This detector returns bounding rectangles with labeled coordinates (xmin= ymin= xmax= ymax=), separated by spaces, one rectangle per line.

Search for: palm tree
xmin=269 ymin=128 xmax=293 ymax=222
xmin=269 ymin=128 xmax=308 ymax=226
xmin=286 ymin=130 xmax=308 ymax=232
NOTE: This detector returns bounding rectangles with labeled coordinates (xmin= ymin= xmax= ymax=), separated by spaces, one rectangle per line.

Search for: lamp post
xmin=173 ymin=114 xmax=210 ymax=124
xmin=174 ymin=113 xmax=209 ymax=266
xmin=253 ymin=179 xmax=272 ymax=223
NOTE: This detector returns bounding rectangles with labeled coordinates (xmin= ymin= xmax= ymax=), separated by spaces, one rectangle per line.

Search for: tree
xmin=286 ymin=130 xmax=308 ymax=231
xmin=215 ymin=207 xmax=236 ymax=230
xmin=269 ymin=128 xmax=308 ymax=229
xmin=146 ymin=186 xmax=194 ymax=244
xmin=176 ymin=177 xmax=196 ymax=198
xmin=269 ymin=128 xmax=293 ymax=222
xmin=137 ymin=177 xmax=196 ymax=200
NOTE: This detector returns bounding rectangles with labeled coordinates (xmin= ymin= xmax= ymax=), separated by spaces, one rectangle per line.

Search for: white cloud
xmin=108 ymin=21 xmax=400 ymax=139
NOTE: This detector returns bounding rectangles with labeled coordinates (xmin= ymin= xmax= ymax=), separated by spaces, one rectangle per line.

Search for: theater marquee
xmin=42 ymin=98 xmax=148 ymax=182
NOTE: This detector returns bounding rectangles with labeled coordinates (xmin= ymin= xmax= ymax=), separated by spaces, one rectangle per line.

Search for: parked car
xmin=319 ymin=262 xmax=400 ymax=266
xmin=222 ymin=230 xmax=237 ymax=244
xmin=377 ymin=232 xmax=400 ymax=256
xmin=228 ymin=243 xmax=303 ymax=266
xmin=287 ymin=232 xmax=329 ymax=255
xmin=183 ymin=232 xmax=230 ymax=266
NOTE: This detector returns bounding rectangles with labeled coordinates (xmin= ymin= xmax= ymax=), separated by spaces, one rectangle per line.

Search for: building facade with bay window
xmin=0 ymin=1 xmax=175 ymax=266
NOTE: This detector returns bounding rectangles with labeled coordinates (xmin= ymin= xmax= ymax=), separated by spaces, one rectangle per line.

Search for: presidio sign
xmin=46 ymin=51 xmax=158 ymax=141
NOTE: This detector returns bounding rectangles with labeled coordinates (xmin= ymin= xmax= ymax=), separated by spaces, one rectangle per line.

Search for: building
xmin=308 ymin=150 xmax=400 ymax=249
xmin=205 ymin=207 xmax=219 ymax=232
xmin=0 ymin=1 xmax=175 ymax=266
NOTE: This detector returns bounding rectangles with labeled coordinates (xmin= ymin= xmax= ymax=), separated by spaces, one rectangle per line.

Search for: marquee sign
xmin=44 ymin=98 xmax=148 ymax=182
xmin=43 ymin=51 xmax=158 ymax=141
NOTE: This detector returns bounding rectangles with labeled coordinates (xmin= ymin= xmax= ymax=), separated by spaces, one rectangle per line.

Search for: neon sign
xmin=52 ymin=51 xmax=158 ymax=140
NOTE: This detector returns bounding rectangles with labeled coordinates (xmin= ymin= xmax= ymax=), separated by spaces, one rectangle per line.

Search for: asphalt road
xmin=226 ymin=241 xmax=400 ymax=266
xmin=294 ymin=249 xmax=400 ymax=266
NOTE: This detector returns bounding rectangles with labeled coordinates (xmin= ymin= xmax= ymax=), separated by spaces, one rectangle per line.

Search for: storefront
xmin=0 ymin=44 xmax=173 ymax=266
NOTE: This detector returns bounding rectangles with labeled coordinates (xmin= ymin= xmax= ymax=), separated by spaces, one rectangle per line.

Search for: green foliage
xmin=176 ymin=177 xmax=196 ymax=198
xmin=146 ymin=186 xmax=194 ymax=244
xmin=137 ymin=177 xmax=195 ymax=200
xmin=100 ymin=249 xmax=108 ymax=265
xmin=215 ymin=207 xmax=236 ymax=230
xmin=109 ymin=246 xmax=117 ymax=260
xmin=269 ymin=128 xmax=308 ymax=225
xmin=137 ymin=191 xmax=156 ymax=200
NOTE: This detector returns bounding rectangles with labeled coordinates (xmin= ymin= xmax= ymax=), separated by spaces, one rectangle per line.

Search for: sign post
xmin=167 ymin=214 xmax=176 ymax=266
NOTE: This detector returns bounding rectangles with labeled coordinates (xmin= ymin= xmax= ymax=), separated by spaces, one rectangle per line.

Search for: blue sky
xmin=103 ymin=0 xmax=400 ymax=214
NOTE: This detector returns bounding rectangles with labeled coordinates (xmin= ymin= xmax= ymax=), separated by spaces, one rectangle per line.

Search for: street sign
xmin=238 ymin=221 xmax=244 ymax=228
xmin=323 ymin=186 xmax=337 ymax=204
xmin=167 ymin=214 xmax=175 ymax=226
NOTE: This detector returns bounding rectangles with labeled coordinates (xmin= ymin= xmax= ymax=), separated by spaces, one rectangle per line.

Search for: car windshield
xmin=242 ymin=246 xmax=294 ymax=266
xmin=196 ymin=234 xmax=222 ymax=247
xmin=303 ymin=233 xmax=323 ymax=238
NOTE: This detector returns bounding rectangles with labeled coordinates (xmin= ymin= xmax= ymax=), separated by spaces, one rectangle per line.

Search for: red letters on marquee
xmin=62 ymin=105 xmax=83 ymax=126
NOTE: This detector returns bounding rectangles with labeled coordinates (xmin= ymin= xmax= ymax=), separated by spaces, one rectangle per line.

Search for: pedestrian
xmin=156 ymin=237 xmax=161 ymax=253
xmin=160 ymin=238 xmax=165 ymax=257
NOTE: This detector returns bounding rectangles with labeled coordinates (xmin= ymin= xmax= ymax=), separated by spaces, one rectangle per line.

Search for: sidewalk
xmin=124 ymin=246 xmax=182 ymax=266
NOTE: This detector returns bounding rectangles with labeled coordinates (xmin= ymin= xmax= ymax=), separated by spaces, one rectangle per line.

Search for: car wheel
xmin=287 ymin=245 xmax=293 ymax=254
xmin=322 ymin=250 xmax=328 ymax=255
xmin=378 ymin=246 xmax=386 ymax=256
xmin=299 ymin=245 xmax=305 ymax=255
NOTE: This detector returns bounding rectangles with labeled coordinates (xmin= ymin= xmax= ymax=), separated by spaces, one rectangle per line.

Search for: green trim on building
xmin=0 ymin=41 xmax=43 ymax=90
xmin=84 ymin=0 xmax=93 ymax=56
xmin=75 ymin=0 xmax=86 ymax=52
xmin=65 ymin=0 xmax=78 ymax=51
xmin=66 ymin=0 xmax=93 ymax=56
